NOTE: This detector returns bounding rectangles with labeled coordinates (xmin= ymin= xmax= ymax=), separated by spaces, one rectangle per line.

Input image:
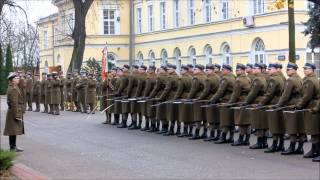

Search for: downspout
xmin=129 ymin=0 xmax=135 ymax=66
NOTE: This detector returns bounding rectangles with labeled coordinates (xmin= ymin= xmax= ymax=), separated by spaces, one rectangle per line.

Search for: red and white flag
xmin=101 ymin=46 xmax=108 ymax=81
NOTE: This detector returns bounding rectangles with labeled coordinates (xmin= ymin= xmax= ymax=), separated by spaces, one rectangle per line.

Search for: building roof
xmin=36 ymin=13 xmax=59 ymax=25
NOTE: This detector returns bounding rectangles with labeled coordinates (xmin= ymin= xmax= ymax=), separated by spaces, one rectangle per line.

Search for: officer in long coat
xmin=40 ymin=73 xmax=48 ymax=113
xmin=76 ymin=72 xmax=89 ymax=113
xmin=86 ymin=73 xmax=97 ymax=114
xmin=65 ymin=73 xmax=73 ymax=111
xmin=51 ymin=72 xmax=61 ymax=115
xmin=32 ymin=74 xmax=41 ymax=112
xmin=25 ymin=72 xmax=33 ymax=111
xmin=72 ymin=72 xmax=81 ymax=112
xmin=46 ymin=74 xmax=53 ymax=114
xmin=59 ymin=71 xmax=65 ymax=111
xmin=4 ymin=72 xmax=24 ymax=152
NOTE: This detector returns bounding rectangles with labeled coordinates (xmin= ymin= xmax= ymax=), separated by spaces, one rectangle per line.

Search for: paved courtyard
xmin=0 ymin=97 xmax=319 ymax=179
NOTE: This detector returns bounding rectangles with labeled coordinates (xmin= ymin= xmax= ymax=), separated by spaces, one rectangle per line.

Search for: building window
xmin=173 ymin=0 xmax=179 ymax=28
xmin=159 ymin=1 xmax=166 ymax=30
xmin=220 ymin=0 xmax=229 ymax=20
xmin=61 ymin=11 xmax=74 ymax=36
xmin=148 ymin=51 xmax=156 ymax=66
xmin=306 ymin=44 xmax=320 ymax=79
xmin=43 ymin=30 xmax=48 ymax=49
xmin=252 ymin=38 xmax=266 ymax=64
xmin=188 ymin=46 xmax=196 ymax=65
xmin=136 ymin=52 xmax=143 ymax=65
xmin=187 ymin=0 xmax=195 ymax=25
xmin=160 ymin=49 xmax=168 ymax=65
xmin=252 ymin=0 xmax=265 ymax=15
xmin=103 ymin=9 xmax=116 ymax=35
xmin=202 ymin=0 xmax=211 ymax=23
xmin=147 ymin=3 xmax=154 ymax=32
xmin=173 ymin=48 xmax=182 ymax=72
xmin=221 ymin=43 xmax=231 ymax=65
xmin=204 ymin=45 xmax=213 ymax=64
xmin=137 ymin=7 xmax=142 ymax=33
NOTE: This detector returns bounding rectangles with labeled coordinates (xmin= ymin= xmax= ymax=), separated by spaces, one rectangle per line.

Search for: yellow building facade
xmin=37 ymin=0 xmax=319 ymax=78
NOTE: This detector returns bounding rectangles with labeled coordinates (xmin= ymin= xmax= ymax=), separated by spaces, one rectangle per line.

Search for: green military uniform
xmin=4 ymin=74 xmax=25 ymax=152
xmin=45 ymin=76 xmax=53 ymax=114
xmin=32 ymin=78 xmax=41 ymax=112
xmin=60 ymin=76 xmax=65 ymax=111
xmin=86 ymin=76 xmax=97 ymax=114
xmin=75 ymin=75 xmax=88 ymax=113
xmin=40 ymin=74 xmax=48 ymax=113
xmin=65 ymin=76 xmax=73 ymax=111
xmin=102 ymin=71 xmax=118 ymax=124
xmin=72 ymin=75 xmax=81 ymax=112
xmin=51 ymin=74 xmax=61 ymax=115
xmin=25 ymin=76 xmax=33 ymax=111
xmin=18 ymin=77 xmax=26 ymax=113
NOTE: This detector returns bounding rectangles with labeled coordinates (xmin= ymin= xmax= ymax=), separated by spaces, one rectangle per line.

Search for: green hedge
xmin=0 ymin=149 xmax=15 ymax=170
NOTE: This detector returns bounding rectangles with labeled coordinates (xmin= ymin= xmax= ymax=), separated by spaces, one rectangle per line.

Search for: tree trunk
xmin=68 ymin=0 xmax=93 ymax=73
xmin=288 ymin=0 xmax=296 ymax=63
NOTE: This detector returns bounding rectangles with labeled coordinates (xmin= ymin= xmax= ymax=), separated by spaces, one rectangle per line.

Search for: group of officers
xmin=16 ymin=70 xmax=98 ymax=115
xmin=102 ymin=62 xmax=320 ymax=162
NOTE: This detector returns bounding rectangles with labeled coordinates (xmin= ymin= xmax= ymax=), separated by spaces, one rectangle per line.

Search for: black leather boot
xmin=312 ymin=155 xmax=320 ymax=162
xmin=177 ymin=126 xmax=188 ymax=137
xmin=141 ymin=118 xmax=150 ymax=131
xmin=264 ymin=140 xmax=278 ymax=153
xmin=175 ymin=124 xmax=181 ymax=135
xmin=163 ymin=124 xmax=174 ymax=136
xmin=231 ymin=134 xmax=244 ymax=146
xmin=303 ymin=143 xmax=319 ymax=158
xmin=250 ymin=137 xmax=265 ymax=149
xmin=137 ymin=115 xmax=143 ymax=129
xmin=204 ymin=130 xmax=215 ymax=141
xmin=189 ymin=128 xmax=200 ymax=140
xmin=277 ymin=137 xmax=285 ymax=152
xmin=186 ymin=126 xmax=193 ymax=137
xmin=117 ymin=114 xmax=128 ymax=128
xmin=226 ymin=131 xmax=234 ymax=143
xmin=199 ymin=128 xmax=207 ymax=139
xmin=215 ymin=132 xmax=227 ymax=144
xmin=157 ymin=123 xmax=168 ymax=134
xmin=281 ymin=141 xmax=296 ymax=155
xmin=294 ymin=141 xmax=304 ymax=154
xmin=243 ymin=134 xmax=250 ymax=146
xmin=211 ymin=130 xmax=221 ymax=141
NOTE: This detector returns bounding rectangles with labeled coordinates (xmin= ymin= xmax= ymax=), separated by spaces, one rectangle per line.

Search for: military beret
xmin=268 ymin=63 xmax=277 ymax=69
xmin=303 ymin=63 xmax=316 ymax=70
xmin=246 ymin=63 xmax=253 ymax=68
xmin=111 ymin=67 xmax=118 ymax=71
xmin=253 ymin=63 xmax=263 ymax=69
xmin=205 ymin=64 xmax=215 ymax=70
xmin=160 ymin=65 xmax=167 ymax=71
xmin=181 ymin=65 xmax=189 ymax=70
xmin=140 ymin=65 xmax=147 ymax=70
xmin=132 ymin=64 xmax=139 ymax=69
xmin=7 ymin=72 xmax=18 ymax=80
xmin=236 ymin=63 xmax=246 ymax=70
xmin=186 ymin=64 xmax=194 ymax=69
xmin=287 ymin=62 xmax=298 ymax=70
xmin=276 ymin=63 xmax=283 ymax=69
xmin=167 ymin=63 xmax=177 ymax=69
xmin=214 ymin=64 xmax=221 ymax=70
xmin=123 ymin=64 xmax=130 ymax=69
xmin=222 ymin=64 xmax=232 ymax=71
xmin=261 ymin=63 xmax=267 ymax=69
xmin=195 ymin=64 xmax=205 ymax=70
xmin=148 ymin=65 xmax=156 ymax=70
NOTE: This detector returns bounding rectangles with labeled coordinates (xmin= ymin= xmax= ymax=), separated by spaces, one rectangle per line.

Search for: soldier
xmin=59 ymin=71 xmax=65 ymax=111
xmin=174 ymin=65 xmax=193 ymax=136
xmin=65 ymin=72 xmax=73 ymax=111
xmin=296 ymin=63 xmax=319 ymax=158
xmin=25 ymin=72 xmax=33 ymax=111
xmin=238 ymin=63 xmax=267 ymax=149
xmin=219 ymin=63 xmax=251 ymax=145
xmin=18 ymin=71 xmax=26 ymax=113
xmin=51 ymin=72 xmax=61 ymax=115
xmin=261 ymin=63 xmax=270 ymax=82
xmin=4 ymin=72 xmax=24 ymax=152
xmin=114 ymin=65 xmax=130 ymax=126
xmin=86 ymin=73 xmax=97 ymax=114
xmin=32 ymin=74 xmax=41 ymax=112
xmin=72 ymin=72 xmax=81 ymax=112
xmin=40 ymin=73 xmax=48 ymax=113
xmin=213 ymin=64 xmax=222 ymax=77
xmin=204 ymin=64 xmax=235 ymax=144
xmin=246 ymin=63 xmax=255 ymax=81
xmin=46 ymin=74 xmax=53 ymax=114
xmin=272 ymin=63 xmax=303 ymax=155
xmin=76 ymin=72 xmax=89 ymax=113
xmin=252 ymin=64 xmax=285 ymax=152
xmin=140 ymin=65 xmax=157 ymax=131
xmin=311 ymin=101 xmax=320 ymax=162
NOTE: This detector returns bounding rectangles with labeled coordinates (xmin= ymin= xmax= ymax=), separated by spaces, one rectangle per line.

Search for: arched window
xmin=160 ymin=49 xmax=168 ymax=65
xmin=188 ymin=46 xmax=196 ymax=65
xmin=221 ymin=43 xmax=231 ymax=65
xmin=148 ymin=50 xmax=156 ymax=66
xmin=306 ymin=43 xmax=320 ymax=78
xmin=252 ymin=38 xmax=266 ymax=64
xmin=173 ymin=47 xmax=181 ymax=72
xmin=136 ymin=52 xmax=143 ymax=65
xmin=204 ymin=44 xmax=213 ymax=64
xmin=107 ymin=53 xmax=117 ymax=66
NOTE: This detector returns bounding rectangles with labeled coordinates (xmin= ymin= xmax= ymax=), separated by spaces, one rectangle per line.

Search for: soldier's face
xmin=246 ymin=67 xmax=252 ymax=73
xmin=139 ymin=68 xmax=146 ymax=73
xmin=286 ymin=69 xmax=296 ymax=76
xmin=206 ymin=69 xmax=214 ymax=74
xmin=158 ymin=68 xmax=165 ymax=74
xmin=236 ymin=69 xmax=244 ymax=75
xmin=222 ymin=69 xmax=230 ymax=75
xmin=12 ymin=77 xmax=19 ymax=85
xmin=181 ymin=69 xmax=187 ymax=75
xmin=252 ymin=67 xmax=261 ymax=74
xmin=268 ymin=68 xmax=277 ymax=74
xmin=303 ymin=68 xmax=314 ymax=76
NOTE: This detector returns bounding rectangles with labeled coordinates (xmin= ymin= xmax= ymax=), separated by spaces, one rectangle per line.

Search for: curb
xmin=10 ymin=163 xmax=48 ymax=180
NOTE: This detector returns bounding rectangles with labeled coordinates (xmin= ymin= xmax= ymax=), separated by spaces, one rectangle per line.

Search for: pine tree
xmin=303 ymin=4 xmax=320 ymax=50
xmin=5 ymin=44 xmax=13 ymax=92
xmin=0 ymin=43 xmax=6 ymax=95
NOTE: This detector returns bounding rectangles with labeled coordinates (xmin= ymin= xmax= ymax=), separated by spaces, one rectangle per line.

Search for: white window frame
xmin=136 ymin=52 xmax=143 ymax=65
xmin=220 ymin=0 xmax=229 ymax=20
xmin=160 ymin=49 xmax=168 ymax=65
xmin=173 ymin=48 xmax=182 ymax=73
xmin=147 ymin=2 xmax=154 ymax=32
xmin=159 ymin=0 xmax=166 ymax=30
xmin=148 ymin=51 xmax=156 ymax=66
xmin=188 ymin=47 xmax=196 ymax=65
xmin=221 ymin=44 xmax=231 ymax=65
xmin=251 ymin=0 xmax=265 ymax=15
xmin=187 ymin=0 xmax=195 ymax=25
xmin=100 ymin=4 xmax=120 ymax=35
xmin=204 ymin=45 xmax=213 ymax=64
xmin=136 ymin=7 xmax=142 ymax=33
xmin=60 ymin=9 xmax=74 ymax=36
xmin=202 ymin=0 xmax=211 ymax=23
xmin=43 ymin=30 xmax=48 ymax=49
xmin=173 ymin=0 xmax=179 ymax=28
xmin=251 ymin=39 xmax=266 ymax=64
xmin=103 ymin=9 xmax=116 ymax=35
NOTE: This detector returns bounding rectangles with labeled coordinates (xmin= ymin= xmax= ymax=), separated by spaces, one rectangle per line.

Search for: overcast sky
xmin=15 ymin=0 xmax=58 ymax=25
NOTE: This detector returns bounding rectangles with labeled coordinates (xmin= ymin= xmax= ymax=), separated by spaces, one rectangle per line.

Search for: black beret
xmin=186 ymin=64 xmax=194 ymax=69
xmin=148 ymin=65 xmax=156 ymax=70
xmin=140 ymin=65 xmax=147 ymax=70
xmin=253 ymin=63 xmax=263 ymax=69
xmin=132 ymin=64 xmax=139 ymax=69
xmin=222 ymin=64 xmax=232 ymax=71
xmin=303 ymin=63 xmax=316 ymax=70
xmin=160 ymin=65 xmax=167 ymax=71
xmin=181 ymin=65 xmax=189 ymax=70
xmin=214 ymin=64 xmax=221 ymax=70
xmin=246 ymin=63 xmax=253 ymax=68
xmin=195 ymin=64 xmax=205 ymax=70
xmin=123 ymin=64 xmax=130 ymax=69
xmin=287 ymin=62 xmax=298 ymax=70
xmin=167 ymin=63 xmax=177 ymax=69
xmin=205 ymin=64 xmax=215 ymax=70
xmin=236 ymin=63 xmax=246 ymax=70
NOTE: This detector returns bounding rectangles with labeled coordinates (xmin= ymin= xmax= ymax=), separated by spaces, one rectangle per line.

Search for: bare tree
xmin=308 ymin=0 xmax=320 ymax=5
